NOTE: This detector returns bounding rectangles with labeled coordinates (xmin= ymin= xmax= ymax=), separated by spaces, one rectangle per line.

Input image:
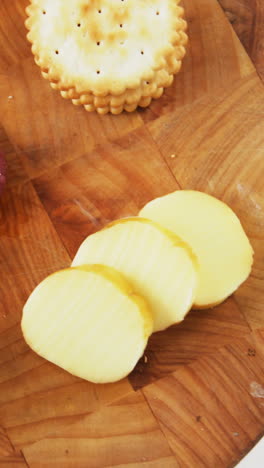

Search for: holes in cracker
xmin=119 ymin=24 xmax=123 ymax=28
xmin=98 ymin=9 xmax=102 ymax=13
xmin=141 ymin=50 xmax=144 ymax=55
xmin=42 ymin=10 xmax=46 ymax=15
xmin=97 ymin=41 xmax=101 ymax=46
xmin=96 ymin=70 xmax=101 ymax=74
xmin=55 ymin=50 xmax=59 ymax=55
xmin=77 ymin=23 xmax=81 ymax=27
xmin=156 ymin=11 xmax=160 ymax=15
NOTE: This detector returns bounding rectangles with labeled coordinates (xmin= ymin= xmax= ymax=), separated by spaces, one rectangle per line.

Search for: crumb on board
xmin=144 ymin=355 xmax=148 ymax=363
xmin=169 ymin=153 xmax=176 ymax=159
xmin=8 ymin=95 xmax=13 ymax=100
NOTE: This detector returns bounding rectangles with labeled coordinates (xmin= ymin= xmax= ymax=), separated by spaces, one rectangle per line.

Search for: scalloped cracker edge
xmin=26 ymin=0 xmax=188 ymax=113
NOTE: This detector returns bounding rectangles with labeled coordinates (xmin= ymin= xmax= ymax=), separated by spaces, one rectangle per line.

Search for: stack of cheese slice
xmin=22 ymin=191 xmax=253 ymax=383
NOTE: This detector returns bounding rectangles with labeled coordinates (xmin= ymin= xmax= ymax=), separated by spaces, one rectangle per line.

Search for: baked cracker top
xmin=26 ymin=0 xmax=187 ymax=96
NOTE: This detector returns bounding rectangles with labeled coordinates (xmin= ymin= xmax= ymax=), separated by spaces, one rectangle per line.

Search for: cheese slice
xmin=140 ymin=190 xmax=254 ymax=308
xmin=72 ymin=217 xmax=197 ymax=331
xmin=22 ymin=264 xmax=153 ymax=383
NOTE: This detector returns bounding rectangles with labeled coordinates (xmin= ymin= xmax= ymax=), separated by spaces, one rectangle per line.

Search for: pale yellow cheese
xmin=72 ymin=217 xmax=198 ymax=332
xmin=22 ymin=264 xmax=153 ymax=383
xmin=139 ymin=190 xmax=254 ymax=308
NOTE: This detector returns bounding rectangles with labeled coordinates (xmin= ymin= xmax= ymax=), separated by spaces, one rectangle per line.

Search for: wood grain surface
xmin=0 ymin=321 xmax=132 ymax=449
xmin=147 ymin=72 xmax=264 ymax=330
xmin=143 ymin=329 xmax=264 ymax=468
xmin=129 ymin=298 xmax=250 ymax=389
xmin=0 ymin=426 xmax=27 ymax=467
xmin=22 ymin=392 xmax=179 ymax=468
xmin=218 ymin=0 xmax=264 ymax=81
xmin=0 ymin=0 xmax=264 ymax=466
xmin=21 ymin=329 xmax=264 ymax=468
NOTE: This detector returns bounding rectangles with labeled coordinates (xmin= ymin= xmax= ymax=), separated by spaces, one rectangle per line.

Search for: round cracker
xmin=26 ymin=0 xmax=188 ymax=112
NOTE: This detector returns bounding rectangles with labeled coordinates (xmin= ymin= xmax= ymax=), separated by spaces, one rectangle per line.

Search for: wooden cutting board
xmin=0 ymin=0 xmax=264 ymax=466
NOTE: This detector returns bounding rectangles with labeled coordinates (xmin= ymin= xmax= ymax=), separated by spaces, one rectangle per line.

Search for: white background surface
xmin=235 ymin=437 xmax=264 ymax=467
